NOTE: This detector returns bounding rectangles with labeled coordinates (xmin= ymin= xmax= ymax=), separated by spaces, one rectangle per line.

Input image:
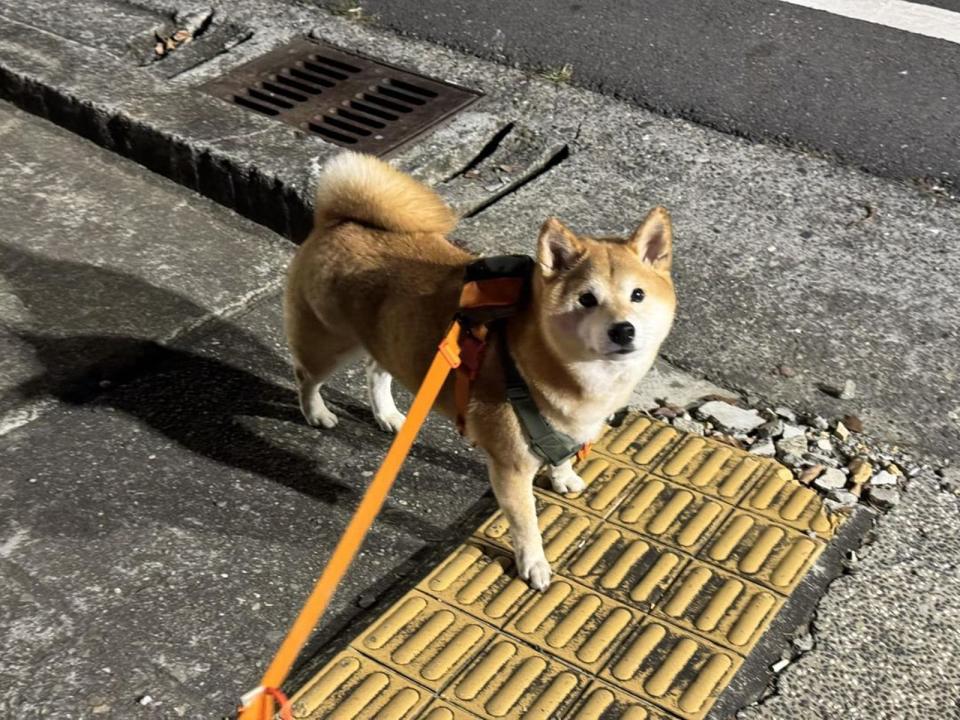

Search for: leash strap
xmin=237 ymin=323 xmax=463 ymax=720
xmin=499 ymin=327 xmax=585 ymax=467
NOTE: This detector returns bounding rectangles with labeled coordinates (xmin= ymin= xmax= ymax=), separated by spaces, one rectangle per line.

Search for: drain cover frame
xmin=200 ymin=36 xmax=482 ymax=155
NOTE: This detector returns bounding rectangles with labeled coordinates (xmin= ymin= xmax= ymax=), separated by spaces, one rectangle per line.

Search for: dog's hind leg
xmin=286 ymin=299 xmax=359 ymax=429
xmin=294 ymin=364 xmax=340 ymax=429
xmin=366 ymin=359 xmax=406 ymax=433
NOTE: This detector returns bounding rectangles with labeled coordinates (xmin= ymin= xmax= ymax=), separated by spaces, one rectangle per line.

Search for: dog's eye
xmin=578 ymin=292 xmax=598 ymax=308
xmin=631 ymin=288 xmax=645 ymax=303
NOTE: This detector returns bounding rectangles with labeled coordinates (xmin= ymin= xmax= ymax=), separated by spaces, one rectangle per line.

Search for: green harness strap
xmin=498 ymin=325 xmax=584 ymax=467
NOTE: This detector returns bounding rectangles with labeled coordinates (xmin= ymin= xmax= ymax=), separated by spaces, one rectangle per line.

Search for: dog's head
xmin=532 ymin=207 xmax=676 ymax=365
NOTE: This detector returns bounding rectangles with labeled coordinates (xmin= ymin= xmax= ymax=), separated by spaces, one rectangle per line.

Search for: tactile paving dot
xmin=611 ymin=473 xmax=734 ymax=554
xmin=601 ymin=619 xmax=742 ymax=720
xmin=563 ymin=525 xmax=688 ymax=612
xmin=739 ymin=465 xmax=839 ymax=538
xmin=651 ymin=560 xmax=783 ymax=654
xmin=417 ymin=542 xmax=534 ymax=628
xmin=568 ymin=681 xmax=674 ymax=719
xmin=442 ymin=636 xmax=587 ymax=718
xmin=558 ymin=455 xmax=645 ymax=519
xmin=475 ymin=493 xmax=600 ymax=565
xmin=353 ymin=590 xmax=494 ymax=692
xmin=503 ymin=577 xmax=643 ymax=674
xmin=699 ymin=510 xmax=825 ymax=594
xmin=652 ymin=434 xmax=770 ymax=504
xmin=592 ymin=417 xmax=682 ymax=468
xmin=290 ymin=650 xmax=431 ymax=719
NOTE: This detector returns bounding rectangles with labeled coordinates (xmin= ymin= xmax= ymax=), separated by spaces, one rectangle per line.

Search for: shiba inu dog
xmin=285 ymin=152 xmax=676 ymax=590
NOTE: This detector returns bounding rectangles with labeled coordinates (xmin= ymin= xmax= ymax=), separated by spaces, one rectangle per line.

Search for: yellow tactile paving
xmin=610 ymin=471 xmax=734 ymax=554
xmin=354 ymin=590 xmax=495 ymax=691
xmin=442 ymin=636 xmax=588 ymax=718
xmin=650 ymin=560 xmax=783 ymax=653
xmin=739 ymin=465 xmax=839 ymax=538
xmin=568 ymin=681 xmax=673 ymax=719
xmin=651 ymin=435 xmax=768 ymax=504
xmin=592 ymin=416 xmax=682 ymax=468
xmin=475 ymin=493 xmax=601 ymax=566
xmin=419 ymin=699 xmax=483 ymax=719
xmin=563 ymin=525 xmax=687 ymax=613
xmin=418 ymin=542 xmax=535 ymax=629
xmin=289 ymin=650 xmax=431 ymax=719
xmin=600 ymin=620 xmax=742 ymax=720
xmin=559 ymin=455 xmax=645 ymax=519
xmin=503 ymin=577 xmax=643 ymax=674
xmin=699 ymin=510 xmax=825 ymax=595
xmin=291 ymin=414 xmax=847 ymax=720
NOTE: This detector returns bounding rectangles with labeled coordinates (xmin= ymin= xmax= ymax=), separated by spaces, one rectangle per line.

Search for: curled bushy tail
xmin=313 ymin=151 xmax=457 ymax=234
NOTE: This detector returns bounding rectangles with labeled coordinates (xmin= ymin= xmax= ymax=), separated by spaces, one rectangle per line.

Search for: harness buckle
xmin=437 ymin=334 xmax=462 ymax=369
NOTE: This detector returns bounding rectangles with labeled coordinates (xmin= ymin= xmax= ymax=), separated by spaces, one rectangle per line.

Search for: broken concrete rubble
xmin=696 ymin=400 xmax=766 ymax=432
xmin=634 ymin=389 xmax=941 ymax=521
xmin=814 ymin=468 xmax=847 ymax=491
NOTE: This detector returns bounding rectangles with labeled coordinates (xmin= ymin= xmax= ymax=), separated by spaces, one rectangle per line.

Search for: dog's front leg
xmin=549 ymin=459 xmax=586 ymax=494
xmin=488 ymin=460 xmax=551 ymax=591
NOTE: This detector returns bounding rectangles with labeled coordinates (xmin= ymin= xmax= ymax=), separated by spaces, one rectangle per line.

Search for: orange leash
xmin=237 ymin=323 xmax=462 ymax=720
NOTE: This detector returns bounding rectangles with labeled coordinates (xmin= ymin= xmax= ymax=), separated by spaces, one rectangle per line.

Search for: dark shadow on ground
xmin=3 ymin=244 xmax=487 ymax=540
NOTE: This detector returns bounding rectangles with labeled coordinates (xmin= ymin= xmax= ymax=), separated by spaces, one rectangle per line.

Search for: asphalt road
xmin=333 ymin=0 xmax=960 ymax=190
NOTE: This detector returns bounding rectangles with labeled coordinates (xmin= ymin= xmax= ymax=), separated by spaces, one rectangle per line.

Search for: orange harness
xmin=236 ymin=256 xmax=589 ymax=720
xmin=451 ymin=255 xmax=533 ymax=434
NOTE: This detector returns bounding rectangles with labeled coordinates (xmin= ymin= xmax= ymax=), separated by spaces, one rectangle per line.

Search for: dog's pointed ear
xmin=628 ymin=206 xmax=673 ymax=273
xmin=537 ymin=217 xmax=585 ymax=277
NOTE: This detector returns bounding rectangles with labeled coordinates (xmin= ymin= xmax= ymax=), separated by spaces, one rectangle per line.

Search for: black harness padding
xmin=456 ymin=255 xmax=535 ymax=326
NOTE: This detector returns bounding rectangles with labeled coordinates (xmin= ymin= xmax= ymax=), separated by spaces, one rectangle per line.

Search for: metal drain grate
xmin=201 ymin=37 xmax=481 ymax=155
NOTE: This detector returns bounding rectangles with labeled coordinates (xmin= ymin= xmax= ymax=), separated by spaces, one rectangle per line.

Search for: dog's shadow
xmin=2 ymin=242 xmax=486 ymax=541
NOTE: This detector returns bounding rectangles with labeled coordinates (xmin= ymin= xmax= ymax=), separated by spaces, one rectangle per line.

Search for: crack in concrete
xmin=462 ymin=142 xmax=571 ymax=219
xmin=440 ymin=121 xmax=515 ymax=184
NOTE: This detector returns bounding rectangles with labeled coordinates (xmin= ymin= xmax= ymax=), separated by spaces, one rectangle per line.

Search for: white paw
xmin=550 ymin=467 xmax=586 ymax=494
xmin=306 ymin=407 xmax=339 ymax=429
xmin=516 ymin=550 xmax=552 ymax=592
xmin=374 ymin=410 xmax=406 ymax=433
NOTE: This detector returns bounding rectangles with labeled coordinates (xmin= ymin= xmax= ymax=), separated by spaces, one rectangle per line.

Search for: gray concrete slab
xmin=739 ymin=474 xmax=960 ymax=720
xmin=0 ymin=288 xmax=494 ymax=719
xmin=0 ymin=101 xmax=290 ymax=424
xmin=0 ymin=10 xmax=324 ymax=240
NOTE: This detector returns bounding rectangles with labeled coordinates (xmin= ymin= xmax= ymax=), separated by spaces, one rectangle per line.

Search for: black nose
xmin=608 ymin=322 xmax=635 ymax=346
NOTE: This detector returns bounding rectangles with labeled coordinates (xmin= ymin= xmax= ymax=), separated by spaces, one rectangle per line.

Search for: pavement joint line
xmin=165 ymin=275 xmax=287 ymax=346
xmin=287 ymin=412 xmax=857 ymax=719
